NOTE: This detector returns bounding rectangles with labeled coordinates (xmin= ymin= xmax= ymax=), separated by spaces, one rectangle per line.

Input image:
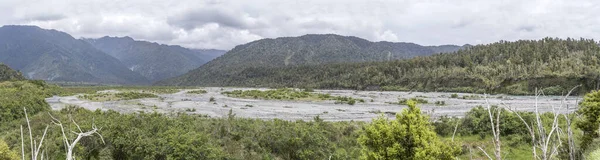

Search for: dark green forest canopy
xmin=163 ymin=37 xmax=600 ymax=95
xmin=0 ymin=64 xmax=25 ymax=81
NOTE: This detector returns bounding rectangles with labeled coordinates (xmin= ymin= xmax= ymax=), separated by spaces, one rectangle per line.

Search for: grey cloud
xmin=517 ymin=25 xmax=536 ymax=32
xmin=1 ymin=0 xmax=600 ymax=50
xmin=20 ymin=14 xmax=66 ymax=22
xmin=168 ymin=8 xmax=249 ymax=30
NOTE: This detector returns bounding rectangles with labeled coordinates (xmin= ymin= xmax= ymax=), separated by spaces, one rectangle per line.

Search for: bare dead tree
xmin=560 ymin=85 xmax=580 ymax=160
xmin=504 ymin=86 xmax=580 ymax=160
xmin=484 ymin=95 xmax=502 ymax=160
xmin=20 ymin=108 xmax=49 ymax=160
xmin=48 ymin=113 xmax=105 ymax=160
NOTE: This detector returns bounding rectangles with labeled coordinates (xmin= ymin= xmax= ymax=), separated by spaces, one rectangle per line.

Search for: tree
xmin=357 ymin=100 xmax=460 ymax=160
xmin=0 ymin=139 xmax=19 ymax=160
xmin=577 ymin=90 xmax=600 ymax=151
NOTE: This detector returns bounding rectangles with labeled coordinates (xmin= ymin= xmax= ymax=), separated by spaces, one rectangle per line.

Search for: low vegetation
xmin=186 ymin=89 xmax=208 ymax=94
xmin=58 ymin=86 xmax=189 ymax=96
xmin=222 ymin=88 xmax=364 ymax=105
xmin=0 ymin=80 xmax=61 ymax=123
xmin=390 ymin=97 xmax=429 ymax=105
xmin=78 ymin=92 xmax=158 ymax=101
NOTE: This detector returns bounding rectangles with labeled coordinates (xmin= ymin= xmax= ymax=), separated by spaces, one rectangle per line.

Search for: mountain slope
xmin=0 ymin=25 xmax=148 ymax=84
xmin=84 ymin=37 xmax=217 ymax=82
xmin=0 ymin=64 xmax=25 ymax=81
xmin=159 ymin=34 xmax=465 ymax=86
xmin=160 ymin=38 xmax=600 ymax=95
xmin=191 ymin=49 xmax=227 ymax=61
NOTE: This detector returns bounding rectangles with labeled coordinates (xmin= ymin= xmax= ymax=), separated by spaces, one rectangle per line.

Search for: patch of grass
xmin=185 ymin=108 xmax=196 ymax=112
xmin=450 ymin=93 xmax=459 ymax=98
xmin=462 ymin=95 xmax=482 ymax=100
xmin=222 ymin=88 xmax=364 ymax=105
xmin=445 ymin=135 xmax=533 ymax=160
xmin=435 ymin=101 xmax=446 ymax=106
xmin=209 ymin=97 xmax=216 ymax=102
xmin=61 ymin=86 xmax=190 ymax=96
xmin=187 ymin=89 xmax=208 ymax=94
xmin=396 ymin=98 xmax=428 ymax=105
xmin=78 ymin=92 xmax=158 ymax=101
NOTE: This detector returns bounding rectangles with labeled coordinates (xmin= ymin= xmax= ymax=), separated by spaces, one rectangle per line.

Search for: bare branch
xmin=20 ymin=125 xmax=24 ymax=160
xmin=478 ymin=146 xmax=493 ymax=160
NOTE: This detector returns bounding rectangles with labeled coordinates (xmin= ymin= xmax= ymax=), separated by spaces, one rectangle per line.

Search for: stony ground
xmin=46 ymin=87 xmax=581 ymax=121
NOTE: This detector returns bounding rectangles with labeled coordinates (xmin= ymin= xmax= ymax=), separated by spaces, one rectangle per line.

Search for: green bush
xmin=187 ymin=90 xmax=208 ymax=94
xmin=358 ymin=100 xmax=461 ymax=159
xmin=398 ymin=98 xmax=428 ymax=105
xmin=450 ymin=93 xmax=459 ymax=98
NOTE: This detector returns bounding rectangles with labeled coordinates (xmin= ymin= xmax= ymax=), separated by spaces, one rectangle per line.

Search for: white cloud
xmin=1 ymin=0 xmax=599 ymax=50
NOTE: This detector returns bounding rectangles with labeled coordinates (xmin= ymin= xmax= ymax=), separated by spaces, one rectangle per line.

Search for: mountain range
xmin=0 ymin=25 xmax=225 ymax=84
xmin=83 ymin=36 xmax=225 ymax=82
xmin=0 ymin=25 xmax=469 ymax=85
xmin=0 ymin=25 xmax=148 ymax=84
xmin=161 ymin=37 xmax=600 ymax=95
xmin=158 ymin=34 xmax=467 ymax=86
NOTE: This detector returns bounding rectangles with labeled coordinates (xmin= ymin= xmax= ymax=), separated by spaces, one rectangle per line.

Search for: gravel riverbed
xmin=46 ymin=87 xmax=581 ymax=121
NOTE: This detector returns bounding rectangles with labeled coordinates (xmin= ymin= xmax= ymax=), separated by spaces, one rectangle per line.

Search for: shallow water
xmin=46 ymin=87 xmax=581 ymax=121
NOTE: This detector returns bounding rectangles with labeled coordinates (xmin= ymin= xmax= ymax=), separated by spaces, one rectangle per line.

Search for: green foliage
xmin=187 ymin=89 xmax=208 ymax=94
xmin=0 ymin=80 xmax=58 ymax=122
xmin=0 ymin=107 xmax=364 ymax=159
xmin=58 ymin=86 xmax=190 ymax=96
xmin=223 ymin=88 xmax=363 ymax=105
xmin=396 ymin=98 xmax=428 ymax=105
xmin=0 ymin=139 xmax=19 ymax=160
xmin=357 ymin=100 xmax=461 ymax=159
xmin=450 ymin=93 xmax=459 ymax=98
xmin=461 ymin=94 xmax=482 ymax=100
xmin=0 ymin=64 xmax=25 ymax=82
xmin=78 ymin=92 xmax=158 ymax=101
xmin=588 ymin=147 xmax=600 ymax=160
xmin=577 ymin=90 xmax=600 ymax=151
xmin=435 ymin=101 xmax=446 ymax=106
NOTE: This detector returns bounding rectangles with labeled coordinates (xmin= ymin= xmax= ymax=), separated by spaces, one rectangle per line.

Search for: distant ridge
xmin=158 ymin=34 xmax=467 ymax=86
xmin=0 ymin=25 xmax=148 ymax=84
xmin=84 ymin=36 xmax=225 ymax=82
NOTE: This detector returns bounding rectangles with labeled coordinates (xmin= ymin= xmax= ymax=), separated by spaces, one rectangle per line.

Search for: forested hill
xmin=0 ymin=64 xmax=25 ymax=81
xmin=158 ymin=34 xmax=466 ymax=86
xmin=0 ymin=25 xmax=148 ymax=84
xmin=84 ymin=36 xmax=219 ymax=82
xmin=161 ymin=38 xmax=600 ymax=95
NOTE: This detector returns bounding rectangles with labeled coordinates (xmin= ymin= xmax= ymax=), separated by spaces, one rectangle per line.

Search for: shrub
xmin=358 ymin=100 xmax=461 ymax=159
xmin=450 ymin=93 xmax=459 ymax=98
xmin=187 ymin=90 xmax=208 ymax=94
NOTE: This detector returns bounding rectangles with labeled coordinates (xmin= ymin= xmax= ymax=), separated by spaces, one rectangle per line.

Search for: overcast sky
xmin=1 ymin=0 xmax=599 ymax=50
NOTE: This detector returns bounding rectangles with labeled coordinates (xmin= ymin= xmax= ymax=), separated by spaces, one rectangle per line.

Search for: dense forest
xmin=163 ymin=38 xmax=600 ymax=95
xmin=0 ymin=64 xmax=25 ymax=81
